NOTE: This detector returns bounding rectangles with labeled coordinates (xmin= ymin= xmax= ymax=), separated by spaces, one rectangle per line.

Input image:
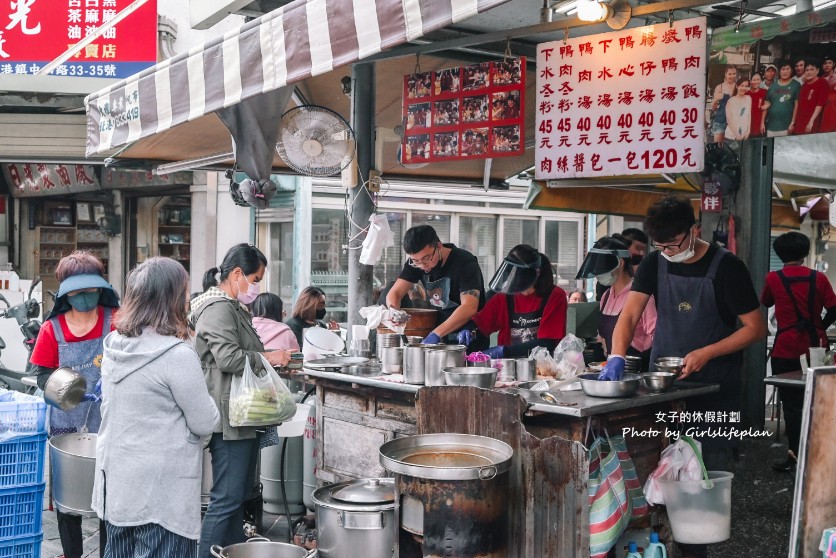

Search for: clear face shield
xmin=489 ymin=256 xmax=541 ymax=294
xmin=575 ymin=248 xmax=630 ymax=279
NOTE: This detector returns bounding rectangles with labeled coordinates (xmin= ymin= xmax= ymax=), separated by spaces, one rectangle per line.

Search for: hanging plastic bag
xmin=553 ymin=334 xmax=586 ymax=379
xmin=229 ymin=355 xmax=296 ymax=427
xmin=359 ymin=214 xmax=395 ymax=266
xmin=643 ymin=435 xmax=704 ymax=505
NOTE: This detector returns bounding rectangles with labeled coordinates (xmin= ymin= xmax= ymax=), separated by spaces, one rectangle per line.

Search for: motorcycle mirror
xmin=28 ymin=277 xmax=41 ymax=299
xmin=0 ymin=293 xmax=9 ymax=309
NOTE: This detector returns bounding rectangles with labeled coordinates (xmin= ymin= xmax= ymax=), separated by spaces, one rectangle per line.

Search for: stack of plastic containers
xmin=0 ymin=389 xmax=48 ymax=558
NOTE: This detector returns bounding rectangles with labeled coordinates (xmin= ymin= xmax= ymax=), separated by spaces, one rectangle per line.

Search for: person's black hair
xmin=778 ymin=59 xmax=792 ymax=71
xmin=773 ymin=232 xmax=810 ymax=263
xmin=250 ymin=292 xmax=284 ymax=322
xmin=644 ymin=196 xmax=696 ymax=244
xmin=592 ymin=236 xmax=633 ymax=277
xmin=403 ymin=225 xmax=441 ymax=255
xmin=506 ymin=244 xmax=554 ymax=297
xmin=824 ymin=54 xmax=835 ymax=65
xmin=805 ymin=58 xmax=820 ymax=69
xmin=621 ymin=227 xmax=648 ymax=245
xmin=202 ymin=243 xmax=268 ymax=290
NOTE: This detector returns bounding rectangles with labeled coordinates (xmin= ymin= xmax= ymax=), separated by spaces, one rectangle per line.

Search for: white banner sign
xmin=535 ymin=17 xmax=707 ymax=179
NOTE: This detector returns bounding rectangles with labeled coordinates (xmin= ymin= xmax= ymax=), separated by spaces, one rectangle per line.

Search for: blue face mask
xmin=66 ymin=290 xmax=100 ymax=312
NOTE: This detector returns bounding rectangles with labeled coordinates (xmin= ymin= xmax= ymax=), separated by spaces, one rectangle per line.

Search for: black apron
xmin=650 ymin=248 xmax=742 ymax=416
xmin=598 ymin=288 xmax=650 ymax=370
xmin=773 ymin=269 xmax=822 ymax=351
xmin=505 ymin=288 xmax=552 ymax=345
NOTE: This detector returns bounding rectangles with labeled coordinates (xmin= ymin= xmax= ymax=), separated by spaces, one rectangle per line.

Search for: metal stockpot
xmin=312 ymin=478 xmax=395 ymax=558
xmin=49 ymin=433 xmax=98 ymax=517
xmin=210 ymin=538 xmax=314 ymax=558
xmin=424 ymin=345 xmax=466 ymax=386
xmin=403 ymin=346 xmax=425 ymax=384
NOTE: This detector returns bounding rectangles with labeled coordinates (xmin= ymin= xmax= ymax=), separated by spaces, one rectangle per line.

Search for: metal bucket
xmin=49 ymin=433 xmax=98 ymax=517
xmin=210 ymin=538 xmax=313 ymax=558
xmin=424 ymin=345 xmax=466 ymax=386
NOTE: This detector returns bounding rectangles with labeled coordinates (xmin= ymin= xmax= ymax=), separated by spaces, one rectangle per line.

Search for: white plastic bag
xmin=553 ymin=334 xmax=586 ymax=379
xmin=359 ymin=214 xmax=395 ymax=266
xmin=359 ymin=305 xmax=410 ymax=334
xmin=643 ymin=436 xmax=704 ymax=505
xmin=229 ymin=355 xmax=296 ymax=427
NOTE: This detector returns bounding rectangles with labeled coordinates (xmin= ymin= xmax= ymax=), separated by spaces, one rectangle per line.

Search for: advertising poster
xmin=535 ymin=18 xmax=707 ymax=179
xmin=401 ymin=57 xmax=526 ymax=164
xmin=0 ymin=0 xmax=158 ymax=79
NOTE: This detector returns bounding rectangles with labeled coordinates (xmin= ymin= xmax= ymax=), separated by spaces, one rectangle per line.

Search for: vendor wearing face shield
xmin=456 ymin=245 xmax=567 ymax=359
xmin=576 ymin=237 xmax=657 ymax=371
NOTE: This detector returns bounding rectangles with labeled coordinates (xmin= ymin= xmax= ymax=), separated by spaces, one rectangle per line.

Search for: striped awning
xmin=85 ymin=0 xmax=512 ymax=157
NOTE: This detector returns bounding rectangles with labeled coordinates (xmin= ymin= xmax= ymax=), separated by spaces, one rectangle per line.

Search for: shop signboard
xmin=400 ymin=58 xmax=526 ymax=164
xmin=535 ymin=17 xmax=707 ymax=179
xmin=101 ymin=169 xmax=193 ymax=189
xmin=2 ymin=163 xmax=100 ymax=197
xmin=0 ymin=0 xmax=157 ymax=79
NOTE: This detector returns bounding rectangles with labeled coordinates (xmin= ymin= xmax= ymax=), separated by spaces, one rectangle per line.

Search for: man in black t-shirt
xmin=386 ymin=225 xmax=486 ymax=345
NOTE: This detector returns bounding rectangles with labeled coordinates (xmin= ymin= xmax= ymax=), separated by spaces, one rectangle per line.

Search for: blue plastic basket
xmin=0 ymin=484 xmax=44 ymax=542
xmin=0 ymin=532 xmax=41 ymax=558
xmin=0 ymin=434 xmax=45 ymax=489
xmin=0 ymin=391 xmax=46 ymax=437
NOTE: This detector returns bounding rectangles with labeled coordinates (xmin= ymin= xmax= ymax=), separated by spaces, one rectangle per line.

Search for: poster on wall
xmin=708 ymin=7 xmax=836 ymax=142
xmin=535 ymin=17 xmax=707 ymax=179
xmin=0 ymin=0 xmax=158 ymax=79
xmin=401 ymin=58 xmax=526 ymax=163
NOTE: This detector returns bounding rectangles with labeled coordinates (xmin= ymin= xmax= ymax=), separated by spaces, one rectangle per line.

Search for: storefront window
xmin=502 ymin=218 xmax=539 ymax=256
xmin=373 ymin=212 xmax=406 ymax=303
xmin=411 ymin=213 xmax=451 ymax=242
xmin=310 ymin=208 xmax=348 ymax=322
xmin=544 ymin=220 xmax=580 ymax=288
xmin=268 ymin=221 xmax=294 ymax=310
xmin=459 ymin=216 xmax=498 ymax=279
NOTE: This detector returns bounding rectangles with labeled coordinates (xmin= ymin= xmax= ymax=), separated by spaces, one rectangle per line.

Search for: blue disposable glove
xmin=456 ymin=330 xmax=473 ymax=347
xmin=598 ymin=355 xmax=625 ymax=381
xmin=94 ymin=379 xmax=102 ymax=394
xmin=82 ymin=393 xmax=101 ymax=403
xmin=484 ymin=345 xmax=505 ymax=359
xmin=422 ymin=332 xmax=442 ymax=345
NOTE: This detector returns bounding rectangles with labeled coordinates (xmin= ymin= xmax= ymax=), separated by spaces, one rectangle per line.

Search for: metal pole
xmin=738 ymin=138 xmax=773 ymax=428
xmin=347 ymin=63 xmax=375 ymax=333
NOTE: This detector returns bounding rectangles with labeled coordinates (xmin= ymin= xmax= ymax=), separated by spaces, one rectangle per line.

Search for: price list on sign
xmin=535 ymin=17 xmax=707 ymax=179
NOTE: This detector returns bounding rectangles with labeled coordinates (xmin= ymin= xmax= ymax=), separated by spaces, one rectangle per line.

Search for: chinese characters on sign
xmin=0 ymin=0 xmax=157 ymax=79
xmin=701 ymin=180 xmax=723 ymax=212
xmin=2 ymin=164 xmax=100 ymax=197
xmin=401 ymin=58 xmax=526 ymax=164
xmin=535 ymin=18 xmax=707 ymax=179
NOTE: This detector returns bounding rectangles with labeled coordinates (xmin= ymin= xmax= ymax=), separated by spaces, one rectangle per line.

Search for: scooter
xmin=0 ymin=277 xmax=42 ymax=393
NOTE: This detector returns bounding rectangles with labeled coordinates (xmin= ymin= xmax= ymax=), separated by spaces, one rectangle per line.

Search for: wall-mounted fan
xmin=702 ymin=142 xmax=741 ymax=192
xmin=276 ymin=105 xmax=356 ymax=177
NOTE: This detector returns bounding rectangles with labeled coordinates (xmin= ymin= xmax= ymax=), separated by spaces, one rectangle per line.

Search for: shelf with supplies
xmin=156 ymin=197 xmax=192 ymax=272
xmin=36 ymin=225 xmax=109 ymax=278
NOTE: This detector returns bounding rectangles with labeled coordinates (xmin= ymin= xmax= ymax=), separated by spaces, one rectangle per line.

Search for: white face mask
xmin=661 ymin=231 xmax=695 ymax=263
xmin=595 ymin=268 xmax=618 ymax=287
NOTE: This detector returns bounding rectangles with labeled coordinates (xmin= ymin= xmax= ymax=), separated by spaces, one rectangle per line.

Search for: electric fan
xmin=702 ymin=142 xmax=741 ymax=193
xmin=276 ymin=105 xmax=356 ymax=177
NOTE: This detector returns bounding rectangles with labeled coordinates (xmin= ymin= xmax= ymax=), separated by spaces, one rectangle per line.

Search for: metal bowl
xmin=443 ymin=367 xmax=498 ymax=388
xmin=578 ymin=373 xmax=641 ymax=398
xmin=641 ymin=372 xmax=677 ymax=392
xmin=655 ymin=357 xmax=685 ymax=375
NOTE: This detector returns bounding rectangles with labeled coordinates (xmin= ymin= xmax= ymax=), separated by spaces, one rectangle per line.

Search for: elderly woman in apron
xmin=31 ymin=251 xmax=119 ymax=558
xmin=457 ymin=244 xmax=568 ymax=359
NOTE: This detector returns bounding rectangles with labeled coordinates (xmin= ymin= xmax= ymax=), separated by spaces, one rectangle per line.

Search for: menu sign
xmin=535 ymin=18 xmax=707 ymax=179
xmin=2 ymin=164 xmax=100 ymax=197
xmin=401 ymin=58 xmax=526 ymax=164
xmin=0 ymin=0 xmax=157 ymax=79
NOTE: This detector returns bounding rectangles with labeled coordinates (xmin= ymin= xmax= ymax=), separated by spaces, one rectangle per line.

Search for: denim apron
xmin=49 ymin=308 xmax=111 ymax=436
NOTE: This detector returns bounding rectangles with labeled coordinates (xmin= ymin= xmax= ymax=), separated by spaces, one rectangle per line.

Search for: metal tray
xmin=305 ymin=356 xmax=370 ymax=369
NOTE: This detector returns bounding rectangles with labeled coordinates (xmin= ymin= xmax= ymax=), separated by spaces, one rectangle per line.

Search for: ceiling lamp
xmin=576 ymin=0 xmax=633 ymax=29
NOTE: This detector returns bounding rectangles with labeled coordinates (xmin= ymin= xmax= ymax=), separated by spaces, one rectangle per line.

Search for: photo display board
xmin=535 ymin=18 xmax=707 ymax=179
xmin=401 ymin=58 xmax=526 ymax=164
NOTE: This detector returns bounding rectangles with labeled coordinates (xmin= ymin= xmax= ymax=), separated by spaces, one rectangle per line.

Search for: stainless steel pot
xmin=210 ymin=537 xmax=314 ymax=558
xmin=379 ymin=346 xmax=404 ymax=374
xmin=424 ymin=345 xmax=466 ymax=386
xmin=379 ymin=433 xmax=513 ymax=481
xmin=515 ymin=358 xmax=536 ymax=381
xmin=403 ymin=346 xmax=425 ymax=384
xmin=49 ymin=433 xmax=98 ymax=517
xmin=491 ymin=358 xmax=516 ymax=382
xmin=44 ymin=367 xmax=88 ymax=411
xmin=312 ymin=478 xmax=395 ymax=558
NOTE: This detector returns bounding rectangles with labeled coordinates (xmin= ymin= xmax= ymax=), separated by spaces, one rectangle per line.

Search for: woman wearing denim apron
xmin=31 ymin=252 xmax=119 ymax=558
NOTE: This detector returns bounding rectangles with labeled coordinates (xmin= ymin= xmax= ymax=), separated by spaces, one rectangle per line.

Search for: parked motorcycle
xmin=0 ymin=278 xmax=42 ymax=393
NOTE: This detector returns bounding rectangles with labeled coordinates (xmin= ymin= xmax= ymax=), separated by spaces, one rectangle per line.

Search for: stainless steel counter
xmin=300 ymin=367 xmax=719 ymax=417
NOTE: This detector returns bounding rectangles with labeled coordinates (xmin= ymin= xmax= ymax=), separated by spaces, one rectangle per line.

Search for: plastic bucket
xmin=659 ymin=471 xmax=733 ymax=544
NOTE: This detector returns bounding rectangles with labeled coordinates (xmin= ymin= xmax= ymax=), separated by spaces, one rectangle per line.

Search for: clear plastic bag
xmin=229 ymin=354 xmax=296 ymax=427
xmin=553 ymin=334 xmax=586 ymax=379
xmin=643 ymin=436 xmax=704 ymax=505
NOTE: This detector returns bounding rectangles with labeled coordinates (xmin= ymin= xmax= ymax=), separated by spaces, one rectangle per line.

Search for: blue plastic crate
xmin=0 ymin=484 xmax=44 ymax=542
xmin=0 ymin=532 xmax=41 ymax=558
xmin=0 ymin=391 xmax=46 ymax=437
xmin=0 ymin=434 xmax=45 ymax=489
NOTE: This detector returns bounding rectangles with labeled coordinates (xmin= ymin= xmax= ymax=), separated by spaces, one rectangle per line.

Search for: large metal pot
xmin=210 ymin=538 xmax=314 ymax=558
xmin=377 ymin=308 xmax=438 ymax=339
xmin=44 ymin=367 xmax=87 ymax=411
xmin=424 ymin=345 xmax=466 ymax=386
xmin=312 ymin=478 xmax=395 ymax=558
xmin=49 ymin=433 xmax=98 ymax=517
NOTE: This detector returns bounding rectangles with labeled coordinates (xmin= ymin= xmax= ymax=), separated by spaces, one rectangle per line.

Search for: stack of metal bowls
xmin=376 ymin=332 xmax=402 ymax=359
xmin=624 ymin=355 xmax=642 ymax=374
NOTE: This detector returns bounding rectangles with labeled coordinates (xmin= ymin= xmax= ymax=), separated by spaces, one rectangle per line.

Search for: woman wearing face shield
xmin=576 ymin=237 xmax=657 ymax=372
xmin=31 ymin=251 xmax=120 ymax=558
xmin=456 ymin=245 xmax=567 ymax=359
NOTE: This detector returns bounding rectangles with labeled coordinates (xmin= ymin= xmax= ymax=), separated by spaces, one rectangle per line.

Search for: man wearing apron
xmin=460 ymin=244 xmax=567 ymax=359
xmin=32 ymin=268 xmax=119 ymax=558
xmin=599 ymin=197 xmax=766 ymax=558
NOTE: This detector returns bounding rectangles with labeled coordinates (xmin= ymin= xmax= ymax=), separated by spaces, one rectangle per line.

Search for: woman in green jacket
xmin=190 ymin=244 xmax=290 ymax=558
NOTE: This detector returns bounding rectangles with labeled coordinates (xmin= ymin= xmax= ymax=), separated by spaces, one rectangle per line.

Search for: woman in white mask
xmin=576 ymin=236 xmax=657 ymax=371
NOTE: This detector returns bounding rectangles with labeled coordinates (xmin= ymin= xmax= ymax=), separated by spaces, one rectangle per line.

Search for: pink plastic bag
xmin=643 ymin=436 xmax=704 ymax=505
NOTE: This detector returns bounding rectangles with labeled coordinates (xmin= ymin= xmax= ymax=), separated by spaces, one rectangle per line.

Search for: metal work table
xmin=764 ymin=370 xmax=806 ymax=389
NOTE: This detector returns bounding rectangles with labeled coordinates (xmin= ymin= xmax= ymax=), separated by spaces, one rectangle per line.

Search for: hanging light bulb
xmin=577 ymin=0 xmax=610 ymax=22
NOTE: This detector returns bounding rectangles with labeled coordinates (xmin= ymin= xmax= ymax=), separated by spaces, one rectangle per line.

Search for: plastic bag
xmin=229 ymin=355 xmax=296 ymax=427
xmin=359 ymin=305 xmax=410 ymax=333
xmin=553 ymin=334 xmax=586 ymax=379
xmin=643 ymin=435 xmax=704 ymax=505
xmin=359 ymin=214 xmax=395 ymax=266
xmin=530 ymin=346 xmax=559 ymax=378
